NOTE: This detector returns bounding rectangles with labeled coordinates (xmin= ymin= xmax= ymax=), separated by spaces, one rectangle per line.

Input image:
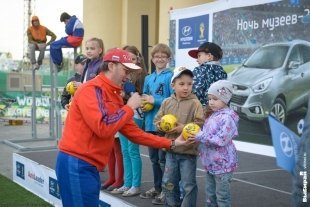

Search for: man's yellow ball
xmin=143 ymin=103 xmax=154 ymax=111
xmin=182 ymin=123 xmax=201 ymax=140
xmin=159 ymin=114 xmax=177 ymax=132
xmin=66 ymin=82 xmax=76 ymax=95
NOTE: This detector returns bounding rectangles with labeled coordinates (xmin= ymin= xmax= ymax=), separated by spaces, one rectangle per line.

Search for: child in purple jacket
xmin=81 ymin=37 xmax=104 ymax=83
xmin=194 ymin=80 xmax=239 ymax=207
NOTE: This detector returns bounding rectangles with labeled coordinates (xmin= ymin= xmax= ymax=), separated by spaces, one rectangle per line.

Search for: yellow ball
xmin=66 ymin=82 xmax=76 ymax=95
xmin=143 ymin=103 xmax=154 ymax=111
xmin=182 ymin=123 xmax=201 ymax=140
xmin=160 ymin=114 xmax=177 ymax=132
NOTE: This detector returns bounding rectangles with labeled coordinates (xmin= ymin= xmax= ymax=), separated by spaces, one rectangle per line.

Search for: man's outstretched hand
xmin=174 ymin=134 xmax=196 ymax=147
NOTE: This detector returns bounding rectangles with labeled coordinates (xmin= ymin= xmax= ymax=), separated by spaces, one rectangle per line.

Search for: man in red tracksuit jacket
xmin=55 ymin=48 xmax=187 ymax=207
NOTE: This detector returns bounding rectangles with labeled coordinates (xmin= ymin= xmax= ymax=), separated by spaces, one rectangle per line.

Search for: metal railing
xmin=3 ymin=47 xmax=78 ymax=151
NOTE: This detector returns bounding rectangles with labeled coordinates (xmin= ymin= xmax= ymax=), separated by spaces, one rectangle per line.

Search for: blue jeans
xmin=148 ymin=131 xmax=166 ymax=192
xmin=162 ymin=152 xmax=197 ymax=207
xmin=205 ymin=172 xmax=233 ymax=207
xmin=119 ymin=118 xmax=143 ymax=187
xmin=55 ymin=151 xmax=101 ymax=207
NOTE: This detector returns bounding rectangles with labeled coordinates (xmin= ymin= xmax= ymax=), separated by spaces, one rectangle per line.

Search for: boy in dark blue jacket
xmin=188 ymin=42 xmax=227 ymax=109
xmin=60 ymin=54 xmax=86 ymax=110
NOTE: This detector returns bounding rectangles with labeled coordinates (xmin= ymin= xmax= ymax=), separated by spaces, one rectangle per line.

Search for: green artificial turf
xmin=0 ymin=174 xmax=52 ymax=206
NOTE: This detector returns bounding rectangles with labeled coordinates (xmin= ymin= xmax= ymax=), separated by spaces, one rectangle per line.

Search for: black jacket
xmin=61 ymin=73 xmax=82 ymax=109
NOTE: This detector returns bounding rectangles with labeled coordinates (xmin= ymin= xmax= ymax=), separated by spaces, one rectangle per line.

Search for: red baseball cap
xmin=103 ymin=48 xmax=141 ymax=70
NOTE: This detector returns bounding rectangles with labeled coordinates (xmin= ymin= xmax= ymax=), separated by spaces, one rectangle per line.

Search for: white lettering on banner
xmin=6 ymin=106 xmax=68 ymax=122
xmin=300 ymin=170 xmax=308 ymax=202
xmin=237 ymin=10 xmax=309 ymax=31
xmin=261 ymin=15 xmax=299 ymax=31
xmin=7 ymin=108 xmax=31 ymax=117
xmin=16 ymin=96 xmax=50 ymax=107
xmin=180 ymin=36 xmax=193 ymax=41
xmin=237 ymin=19 xmax=259 ymax=30
xmin=301 ymin=152 xmax=307 ymax=203
xmin=7 ymin=107 xmax=49 ymax=118
xmin=16 ymin=97 xmax=26 ymax=105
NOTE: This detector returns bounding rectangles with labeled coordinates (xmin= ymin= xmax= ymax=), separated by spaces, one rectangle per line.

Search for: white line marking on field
xmin=232 ymin=178 xmax=291 ymax=195
xmin=234 ymin=140 xmax=276 ymax=157
xmin=234 ymin=168 xmax=283 ymax=175
xmin=141 ymin=153 xmax=290 ymax=195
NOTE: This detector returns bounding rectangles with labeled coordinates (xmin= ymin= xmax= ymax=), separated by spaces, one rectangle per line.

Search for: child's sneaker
xmin=111 ymin=186 xmax=130 ymax=194
xmin=122 ymin=186 xmax=140 ymax=197
xmin=152 ymin=192 xmax=165 ymax=205
xmin=32 ymin=63 xmax=40 ymax=70
xmin=139 ymin=187 xmax=160 ymax=199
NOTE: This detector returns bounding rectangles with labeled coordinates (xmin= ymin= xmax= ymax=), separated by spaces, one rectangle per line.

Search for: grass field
xmin=223 ymin=64 xmax=240 ymax=73
xmin=0 ymin=174 xmax=52 ymax=206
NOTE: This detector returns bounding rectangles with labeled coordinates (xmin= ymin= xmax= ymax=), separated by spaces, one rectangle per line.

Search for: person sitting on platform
xmin=50 ymin=12 xmax=84 ymax=71
xmin=27 ymin=15 xmax=56 ymax=70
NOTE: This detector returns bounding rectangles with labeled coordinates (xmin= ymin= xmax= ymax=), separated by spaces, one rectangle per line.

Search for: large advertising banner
xmin=0 ymin=93 xmax=68 ymax=123
xmin=13 ymin=153 xmax=62 ymax=207
xmin=170 ymin=0 xmax=309 ymax=146
xmin=13 ymin=153 xmax=134 ymax=207
xmin=178 ymin=14 xmax=209 ymax=49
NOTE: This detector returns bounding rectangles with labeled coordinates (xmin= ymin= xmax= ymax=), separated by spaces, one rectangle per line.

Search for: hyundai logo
xmin=182 ymin=26 xmax=192 ymax=36
xmin=280 ymin=132 xmax=293 ymax=157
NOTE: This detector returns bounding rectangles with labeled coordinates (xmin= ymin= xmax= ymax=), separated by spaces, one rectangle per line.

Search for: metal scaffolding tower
xmin=23 ymin=0 xmax=36 ymax=60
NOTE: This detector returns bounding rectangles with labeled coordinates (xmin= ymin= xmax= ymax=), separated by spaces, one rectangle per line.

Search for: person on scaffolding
xmin=50 ymin=12 xmax=84 ymax=72
xmin=27 ymin=15 xmax=56 ymax=70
